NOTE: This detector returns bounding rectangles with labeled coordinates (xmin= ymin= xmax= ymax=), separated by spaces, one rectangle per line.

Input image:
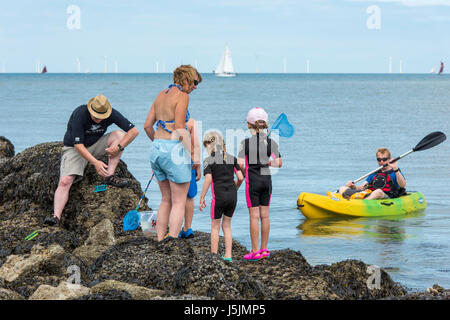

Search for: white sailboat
xmin=214 ymin=46 xmax=236 ymax=77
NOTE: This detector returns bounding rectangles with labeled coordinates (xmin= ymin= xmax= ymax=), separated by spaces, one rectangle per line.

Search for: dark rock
xmin=0 ymin=288 xmax=24 ymax=300
xmin=312 ymin=260 xmax=406 ymax=299
xmin=0 ymin=136 xmax=15 ymax=160
xmin=76 ymin=289 xmax=133 ymax=300
xmin=0 ymin=140 xmax=151 ymax=298
xmin=84 ymin=232 xmax=408 ymax=300
xmin=383 ymin=284 xmax=450 ymax=300
xmin=0 ymin=141 xmax=150 ymax=257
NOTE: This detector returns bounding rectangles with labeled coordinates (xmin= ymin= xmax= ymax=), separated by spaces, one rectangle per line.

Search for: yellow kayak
xmin=297 ymin=191 xmax=426 ymax=219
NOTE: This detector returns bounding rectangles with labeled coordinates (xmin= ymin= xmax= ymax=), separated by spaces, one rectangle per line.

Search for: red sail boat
xmin=41 ymin=66 xmax=47 ymax=73
xmin=438 ymin=62 xmax=444 ymax=74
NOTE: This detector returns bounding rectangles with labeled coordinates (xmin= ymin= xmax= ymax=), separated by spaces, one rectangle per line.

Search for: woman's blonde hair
xmin=203 ymin=131 xmax=227 ymax=160
xmin=173 ymin=65 xmax=202 ymax=86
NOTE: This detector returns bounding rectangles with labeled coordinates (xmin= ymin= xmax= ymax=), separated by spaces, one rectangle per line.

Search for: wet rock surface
xmin=0 ymin=139 xmax=447 ymax=300
xmin=0 ymin=136 xmax=15 ymax=164
xmin=0 ymin=141 xmax=149 ymax=258
xmin=384 ymin=284 xmax=450 ymax=300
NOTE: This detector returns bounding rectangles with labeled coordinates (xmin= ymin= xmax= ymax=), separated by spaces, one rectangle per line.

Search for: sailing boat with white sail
xmin=214 ymin=46 xmax=236 ymax=77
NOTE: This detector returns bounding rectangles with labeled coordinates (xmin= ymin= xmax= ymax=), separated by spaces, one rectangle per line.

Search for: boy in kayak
xmin=337 ymin=147 xmax=406 ymax=199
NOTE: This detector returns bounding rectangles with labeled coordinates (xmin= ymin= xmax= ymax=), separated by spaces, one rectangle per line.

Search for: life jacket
xmin=368 ymin=171 xmax=398 ymax=194
xmin=350 ymin=189 xmax=372 ymax=199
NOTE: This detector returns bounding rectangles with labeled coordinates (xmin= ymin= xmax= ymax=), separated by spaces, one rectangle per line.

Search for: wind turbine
xmin=76 ymin=57 xmax=81 ymax=73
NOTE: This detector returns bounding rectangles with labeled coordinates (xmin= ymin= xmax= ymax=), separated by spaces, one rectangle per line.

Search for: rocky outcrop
xmin=0 ymin=140 xmax=150 ymax=299
xmin=90 ymin=280 xmax=164 ymax=300
xmin=0 ymin=136 xmax=14 ymax=159
xmin=29 ymin=281 xmax=91 ymax=300
xmin=0 ymin=139 xmax=447 ymax=300
xmin=0 ymin=141 xmax=150 ymax=260
xmin=0 ymin=244 xmax=65 ymax=282
xmin=385 ymin=284 xmax=450 ymax=300
xmin=0 ymin=288 xmax=24 ymax=300
xmin=72 ymin=219 xmax=116 ymax=265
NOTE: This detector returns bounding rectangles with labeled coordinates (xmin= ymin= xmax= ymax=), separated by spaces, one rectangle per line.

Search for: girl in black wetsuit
xmin=238 ymin=107 xmax=282 ymax=261
xmin=199 ymin=131 xmax=244 ymax=262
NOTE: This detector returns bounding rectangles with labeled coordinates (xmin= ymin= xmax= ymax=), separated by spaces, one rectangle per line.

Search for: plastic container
xmin=139 ymin=211 xmax=157 ymax=236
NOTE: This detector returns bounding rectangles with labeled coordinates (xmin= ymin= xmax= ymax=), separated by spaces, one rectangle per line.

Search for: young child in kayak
xmin=238 ymin=107 xmax=282 ymax=261
xmin=199 ymin=131 xmax=244 ymax=262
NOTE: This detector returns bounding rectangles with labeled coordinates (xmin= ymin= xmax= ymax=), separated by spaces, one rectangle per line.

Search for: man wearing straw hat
xmin=44 ymin=94 xmax=139 ymax=226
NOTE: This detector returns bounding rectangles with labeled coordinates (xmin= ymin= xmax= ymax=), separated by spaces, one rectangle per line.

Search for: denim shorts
xmin=150 ymin=139 xmax=191 ymax=184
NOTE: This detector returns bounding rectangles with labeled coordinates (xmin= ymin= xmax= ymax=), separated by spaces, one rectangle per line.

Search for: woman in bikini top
xmin=143 ymin=65 xmax=202 ymax=241
xmin=155 ymin=83 xmax=191 ymax=134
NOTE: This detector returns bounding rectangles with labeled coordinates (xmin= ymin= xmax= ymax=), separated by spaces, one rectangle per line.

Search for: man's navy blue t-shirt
xmin=63 ymin=105 xmax=135 ymax=147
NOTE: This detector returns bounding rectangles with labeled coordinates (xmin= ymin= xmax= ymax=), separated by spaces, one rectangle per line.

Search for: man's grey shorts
xmin=60 ymin=133 xmax=111 ymax=178
xmin=342 ymin=188 xmax=360 ymax=199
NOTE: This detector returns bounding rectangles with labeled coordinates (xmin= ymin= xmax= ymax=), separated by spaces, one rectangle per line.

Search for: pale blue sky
xmin=0 ymin=0 xmax=449 ymax=73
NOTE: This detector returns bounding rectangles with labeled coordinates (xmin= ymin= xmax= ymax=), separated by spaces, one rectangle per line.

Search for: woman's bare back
xmin=154 ymin=88 xmax=185 ymax=139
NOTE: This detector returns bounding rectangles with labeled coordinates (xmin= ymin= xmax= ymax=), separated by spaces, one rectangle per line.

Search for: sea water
xmin=1 ymin=73 xmax=449 ymax=291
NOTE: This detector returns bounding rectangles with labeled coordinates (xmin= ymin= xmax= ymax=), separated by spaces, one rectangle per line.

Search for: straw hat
xmin=87 ymin=94 xmax=112 ymax=119
xmin=246 ymin=107 xmax=268 ymax=125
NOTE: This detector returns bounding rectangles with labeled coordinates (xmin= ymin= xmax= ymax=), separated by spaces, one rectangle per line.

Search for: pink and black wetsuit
xmin=238 ymin=133 xmax=281 ymax=208
xmin=203 ymin=151 xmax=241 ymax=220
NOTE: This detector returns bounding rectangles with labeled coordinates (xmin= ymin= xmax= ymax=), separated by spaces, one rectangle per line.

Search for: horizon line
xmin=0 ymin=72 xmax=445 ymax=75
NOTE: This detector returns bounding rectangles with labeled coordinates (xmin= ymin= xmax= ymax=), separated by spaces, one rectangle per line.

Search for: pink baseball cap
xmin=246 ymin=107 xmax=268 ymax=125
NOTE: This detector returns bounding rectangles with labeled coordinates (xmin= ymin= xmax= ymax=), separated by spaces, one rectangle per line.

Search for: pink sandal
xmin=258 ymin=249 xmax=270 ymax=259
xmin=243 ymin=251 xmax=263 ymax=261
